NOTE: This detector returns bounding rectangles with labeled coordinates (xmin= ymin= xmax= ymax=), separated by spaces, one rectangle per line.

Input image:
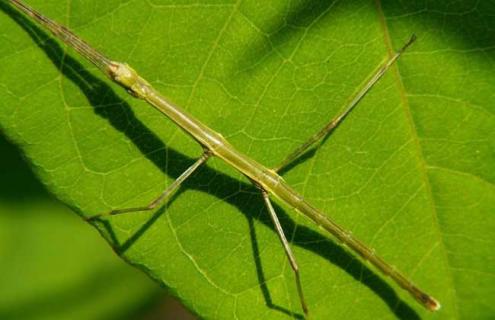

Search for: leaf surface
xmin=0 ymin=1 xmax=493 ymax=319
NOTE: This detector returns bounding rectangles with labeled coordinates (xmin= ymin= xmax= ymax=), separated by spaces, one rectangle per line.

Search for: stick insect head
xmin=107 ymin=62 xmax=138 ymax=87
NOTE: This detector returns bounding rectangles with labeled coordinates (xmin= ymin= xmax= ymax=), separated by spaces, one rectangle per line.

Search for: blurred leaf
xmin=0 ymin=137 xmax=164 ymax=319
xmin=0 ymin=1 xmax=493 ymax=319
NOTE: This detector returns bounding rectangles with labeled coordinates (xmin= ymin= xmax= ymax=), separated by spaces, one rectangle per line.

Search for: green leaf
xmin=1 ymin=1 xmax=493 ymax=319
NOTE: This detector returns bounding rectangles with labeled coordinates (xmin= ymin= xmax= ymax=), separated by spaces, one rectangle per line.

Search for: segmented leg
xmin=260 ymin=188 xmax=308 ymax=315
xmin=86 ymin=150 xmax=212 ymax=221
xmin=274 ymin=35 xmax=417 ymax=173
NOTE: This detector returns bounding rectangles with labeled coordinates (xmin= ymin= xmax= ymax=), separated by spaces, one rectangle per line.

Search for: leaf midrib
xmin=375 ymin=0 xmax=459 ymax=316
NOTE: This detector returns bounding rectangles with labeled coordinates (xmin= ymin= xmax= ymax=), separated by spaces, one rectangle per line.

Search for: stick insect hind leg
xmin=86 ymin=150 xmax=212 ymax=221
xmin=274 ymin=35 xmax=417 ymax=173
xmin=254 ymin=184 xmax=308 ymax=315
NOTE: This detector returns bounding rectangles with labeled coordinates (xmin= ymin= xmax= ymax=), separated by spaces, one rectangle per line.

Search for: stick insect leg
xmin=86 ymin=150 xmax=212 ymax=221
xmin=274 ymin=35 xmax=417 ymax=173
xmin=259 ymin=188 xmax=308 ymax=315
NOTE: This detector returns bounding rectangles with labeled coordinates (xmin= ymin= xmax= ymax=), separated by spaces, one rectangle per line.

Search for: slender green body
xmin=10 ymin=0 xmax=439 ymax=312
xmin=111 ymin=62 xmax=438 ymax=311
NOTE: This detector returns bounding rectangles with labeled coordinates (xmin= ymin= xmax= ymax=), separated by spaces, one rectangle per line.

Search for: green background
xmin=0 ymin=134 xmax=159 ymax=319
xmin=0 ymin=1 xmax=494 ymax=319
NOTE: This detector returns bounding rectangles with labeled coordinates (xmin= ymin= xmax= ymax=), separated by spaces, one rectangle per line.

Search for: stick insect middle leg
xmin=274 ymin=35 xmax=417 ymax=173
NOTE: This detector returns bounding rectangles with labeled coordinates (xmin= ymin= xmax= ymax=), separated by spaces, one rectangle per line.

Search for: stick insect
xmin=9 ymin=0 xmax=441 ymax=315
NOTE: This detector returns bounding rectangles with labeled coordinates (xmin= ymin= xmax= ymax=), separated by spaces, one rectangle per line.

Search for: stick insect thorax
xmin=9 ymin=0 xmax=441 ymax=314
